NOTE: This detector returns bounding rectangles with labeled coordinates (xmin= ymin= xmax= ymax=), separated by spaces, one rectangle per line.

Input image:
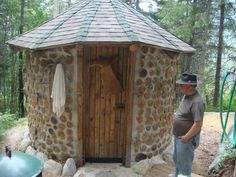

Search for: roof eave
xmin=7 ymin=41 xmax=195 ymax=54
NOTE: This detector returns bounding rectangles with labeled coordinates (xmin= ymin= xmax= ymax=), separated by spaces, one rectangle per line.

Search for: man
xmin=172 ymin=72 xmax=205 ymax=177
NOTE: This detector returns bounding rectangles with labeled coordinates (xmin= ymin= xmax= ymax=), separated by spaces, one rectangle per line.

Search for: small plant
xmin=211 ymin=142 xmax=236 ymax=173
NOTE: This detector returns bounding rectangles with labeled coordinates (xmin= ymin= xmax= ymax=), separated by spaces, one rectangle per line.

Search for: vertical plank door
xmin=84 ymin=46 xmax=129 ymax=162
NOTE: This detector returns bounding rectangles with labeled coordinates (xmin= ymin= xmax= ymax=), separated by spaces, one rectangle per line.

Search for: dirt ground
xmin=0 ymin=112 xmax=235 ymax=177
xmin=0 ymin=121 xmax=28 ymax=151
xmin=192 ymin=112 xmax=235 ymax=176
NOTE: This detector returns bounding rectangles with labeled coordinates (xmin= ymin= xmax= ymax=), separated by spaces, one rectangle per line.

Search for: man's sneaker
xmin=168 ymin=174 xmax=175 ymax=177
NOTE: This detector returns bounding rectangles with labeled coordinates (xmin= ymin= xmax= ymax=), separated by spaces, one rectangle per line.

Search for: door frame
xmin=77 ymin=44 xmax=137 ymax=167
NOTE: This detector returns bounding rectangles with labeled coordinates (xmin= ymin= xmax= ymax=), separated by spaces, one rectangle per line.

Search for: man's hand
xmin=178 ymin=135 xmax=189 ymax=143
xmin=179 ymin=121 xmax=203 ymax=143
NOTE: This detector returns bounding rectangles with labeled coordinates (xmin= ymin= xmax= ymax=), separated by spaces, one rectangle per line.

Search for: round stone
xmin=58 ymin=131 xmax=65 ymax=140
xmin=136 ymin=125 xmax=144 ymax=133
xmin=156 ymin=66 xmax=161 ymax=75
xmin=53 ymin=145 xmax=60 ymax=153
xmin=152 ymin=124 xmax=158 ymax=130
xmin=145 ymin=125 xmax=151 ymax=131
xmin=136 ymin=79 xmax=143 ymax=86
xmin=151 ymin=144 xmax=157 ymax=151
xmin=144 ymin=92 xmax=151 ymax=99
xmin=150 ymin=47 xmax=156 ymax=54
xmin=140 ymin=145 xmax=147 ymax=152
xmin=47 ymin=148 xmax=53 ymax=153
xmin=138 ymin=86 xmax=146 ymax=95
xmin=145 ymin=117 xmax=153 ymax=126
xmin=67 ymin=121 xmax=73 ymax=128
xmin=61 ymin=144 xmax=67 ymax=152
xmin=148 ymin=153 xmax=153 ymax=158
xmin=139 ymin=69 xmax=147 ymax=78
xmin=141 ymin=46 xmax=148 ymax=53
xmin=148 ymin=61 xmax=154 ymax=68
xmin=60 ymin=115 xmax=67 ymax=122
xmin=46 ymin=139 xmax=53 ymax=145
xmin=135 ymin=153 xmax=147 ymax=162
xmin=41 ymin=143 xmax=47 ymax=149
xmin=140 ymin=59 xmax=145 ymax=67
xmin=58 ymin=124 xmax=65 ymax=130
xmin=149 ymin=70 xmax=155 ymax=76
xmin=67 ymin=136 xmax=73 ymax=142
xmin=50 ymin=116 xmax=58 ymax=124
xmin=137 ymin=99 xmax=145 ymax=109
xmin=145 ymin=77 xmax=152 ymax=85
xmin=49 ymin=128 xmax=55 ymax=135
xmin=50 ymin=153 xmax=57 ymax=160
xmin=148 ymin=100 xmax=153 ymax=107
xmin=66 ymin=128 xmax=72 ymax=135
xmin=136 ymin=116 xmax=143 ymax=124
xmin=142 ymin=132 xmax=154 ymax=145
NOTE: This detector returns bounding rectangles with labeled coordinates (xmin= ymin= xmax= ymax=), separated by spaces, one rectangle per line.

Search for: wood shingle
xmin=7 ymin=0 xmax=195 ymax=53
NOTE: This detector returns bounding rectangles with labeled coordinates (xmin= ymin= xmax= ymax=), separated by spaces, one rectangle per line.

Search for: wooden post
xmin=77 ymin=45 xmax=84 ymax=166
xmin=124 ymin=44 xmax=138 ymax=167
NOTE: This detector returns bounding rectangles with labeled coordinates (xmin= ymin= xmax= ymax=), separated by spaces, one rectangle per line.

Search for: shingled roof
xmin=7 ymin=0 xmax=195 ymax=53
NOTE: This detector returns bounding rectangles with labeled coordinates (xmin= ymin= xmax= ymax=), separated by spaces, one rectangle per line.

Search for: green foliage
xmin=0 ymin=0 xmax=235 ymax=116
xmin=211 ymin=143 xmax=236 ymax=173
xmin=204 ymin=90 xmax=236 ymax=112
xmin=155 ymin=1 xmax=193 ymax=42
xmin=24 ymin=0 xmax=51 ymax=31
xmin=155 ymin=0 xmax=236 ymax=108
xmin=222 ymin=94 xmax=236 ymax=112
xmin=0 ymin=0 xmax=52 ymax=115
xmin=0 ymin=113 xmax=18 ymax=135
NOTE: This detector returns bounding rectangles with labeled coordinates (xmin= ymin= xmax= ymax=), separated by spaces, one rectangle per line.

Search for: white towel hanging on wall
xmin=51 ymin=64 xmax=66 ymax=117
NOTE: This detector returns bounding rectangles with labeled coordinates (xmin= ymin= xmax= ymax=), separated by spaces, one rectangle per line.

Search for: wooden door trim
xmin=123 ymin=44 xmax=137 ymax=167
xmin=77 ymin=45 xmax=84 ymax=166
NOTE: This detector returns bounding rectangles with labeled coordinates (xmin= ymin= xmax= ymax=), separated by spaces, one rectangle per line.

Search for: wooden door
xmin=84 ymin=46 xmax=129 ymax=162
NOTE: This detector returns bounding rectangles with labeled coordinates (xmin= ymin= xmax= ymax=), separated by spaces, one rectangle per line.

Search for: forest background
xmin=0 ymin=0 xmax=235 ymax=120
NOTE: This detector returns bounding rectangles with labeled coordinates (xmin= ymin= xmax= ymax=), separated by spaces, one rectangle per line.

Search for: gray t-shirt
xmin=173 ymin=91 xmax=204 ymax=136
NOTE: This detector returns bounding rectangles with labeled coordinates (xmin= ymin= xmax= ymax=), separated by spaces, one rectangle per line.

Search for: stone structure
xmin=24 ymin=44 xmax=178 ymax=163
xmin=25 ymin=47 xmax=78 ymax=161
xmin=7 ymin=0 xmax=194 ymax=166
xmin=131 ymin=46 xmax=178 ymax=162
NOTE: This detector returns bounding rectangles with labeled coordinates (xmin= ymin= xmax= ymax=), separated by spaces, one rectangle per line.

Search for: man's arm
xmin=179 ymin=121 xmax=203 ymax=143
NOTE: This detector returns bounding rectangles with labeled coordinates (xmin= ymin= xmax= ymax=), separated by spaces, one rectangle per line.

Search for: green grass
xmin=0 ymin=113 xmax=17 ymax=147
xmin=0 ymin=113 xmax=18 ymax=135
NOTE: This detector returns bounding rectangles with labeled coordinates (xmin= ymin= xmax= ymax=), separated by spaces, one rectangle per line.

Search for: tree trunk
xmin=67 ymin=0 xmax=71 ymax=7
xmin=213 ymin=0 xmax=225 ymax=109
xmin=10 ymin=53 xmax=17 ymax=113
xmin=3 ymin=34 xmax=7 ymax=112
xmin=18 ymin=0 xmax=25 ymax=118
xmin=198 ymin=0 xmax=212 ymax=102
xmin=18 ymin=53 xmax=24 ymax=117
xmin=184 ymin=0 xmax=197 ymax=72
xmin=135 ymin=0 xmax=140 ymax=10
xmin=54 ymin=0 xmax=64 ymax=17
